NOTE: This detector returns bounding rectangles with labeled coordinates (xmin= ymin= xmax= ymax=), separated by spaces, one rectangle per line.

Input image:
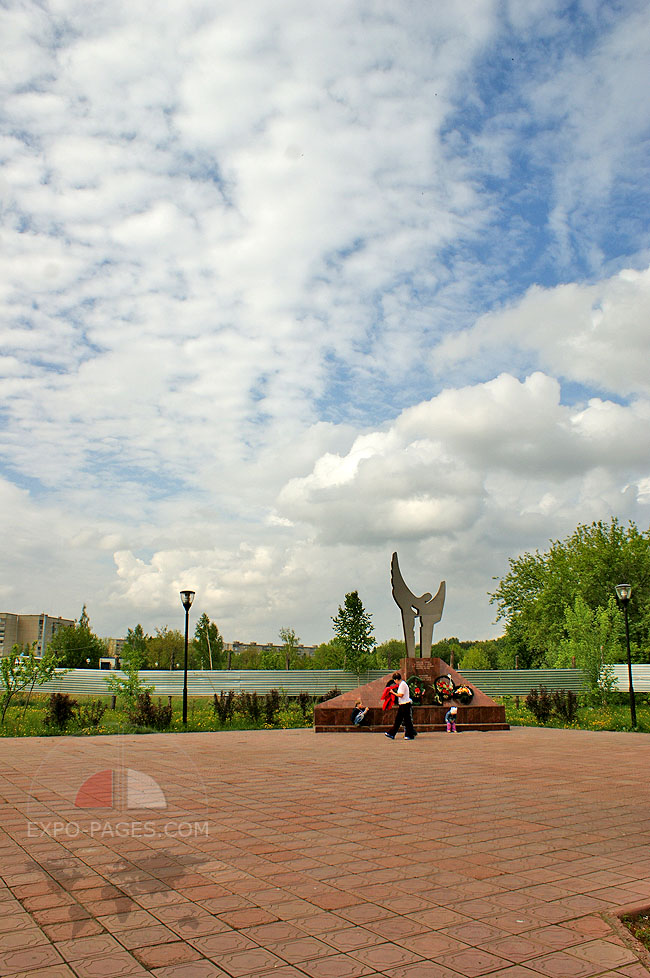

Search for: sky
xmin=1 ymin=0 xmax=650 ymax=647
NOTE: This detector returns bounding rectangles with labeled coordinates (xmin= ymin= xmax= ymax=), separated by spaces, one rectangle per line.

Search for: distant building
xmin=225 ymin=641 xmax=317 ymax=659
xmin=0 ymin=613 xmax=75 ymax=658
xmin=106 ymin=637 xmax=126 ymax=658
xmin=101 ymin=637 xmax=126 ymax=671
xmin=99 ymin=657 xmax=119 ymax=670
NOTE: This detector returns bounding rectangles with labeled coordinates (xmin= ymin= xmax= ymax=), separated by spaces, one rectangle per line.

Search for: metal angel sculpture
xmin=391 ymin=552 xmax=446 ymax=658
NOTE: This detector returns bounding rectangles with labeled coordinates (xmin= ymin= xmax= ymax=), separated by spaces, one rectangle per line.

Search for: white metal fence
xmin=607 ymin=664 xmax=650 ymax=691
xmin=32 ymin=668 xmax=388 ymax=698
xmin=9 ymin=666 xmax=598 ymax=698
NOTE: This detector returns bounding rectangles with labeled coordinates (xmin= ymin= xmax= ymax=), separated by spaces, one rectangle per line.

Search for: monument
xmin=391 ymin=552 xmax=445 ymax=658
xmin=313 ymin=553 xmax=509 ymax=732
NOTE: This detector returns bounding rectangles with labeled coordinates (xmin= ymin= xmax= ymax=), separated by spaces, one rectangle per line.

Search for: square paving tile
xmin=131 ymin=941 xmax=205 ymax=969
xmin=432 ymin=946 xmax=521 ymax=977
xmin=3 ymin=966 xmax=79 ymax=978
xmin=1 ymin=729 xmax=650 ymax=978
xmin=317 ymin=926 xmax=386 ymax=952
xmin=294 ymin=953 xmax=376 ymax=978
xmin=383 ymin=963 xmax=463 ymax=978
xmin=1 ymin=945 xmax=65 ymax=974
xmin=58 ymin=950 xmax=149 ymax=978
xmin=151 ymin=962 xmax=226 ymax=978
xmin=523 ymin=950 xmax=603 ymax=977
xmin=349 ymin=941 xmax=424 ymax=970
xmin=53 ymin=934 xmax=125 ymax=961
xmin=215 ymin=947 xmax=288 ymax=976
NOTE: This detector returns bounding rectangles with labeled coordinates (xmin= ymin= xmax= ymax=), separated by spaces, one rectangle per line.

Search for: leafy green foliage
xmin=332 ymin=590 xmax=376 ymax=676
xmin=44 ymin=693 xmax=77 ymax=730
xmin=238 ymin=691 xmax=262 ymax=722
xmin=524 ymin=686 xmax=578 ymax=725
xmin=551 ymin=595 xmax=623 ymax=690
xmin=123 ymin=624 xmax=148 ymax=660
xmin=0 ymin=645 xmax=62 ymax=723
xmin=48 ymin=605 xmax=107 ymax=668
xmin=75 ymin=699 xmax=107 ymax=729
xmin=307 ymin=638 xmax=346 ymax=669
xmin=491 ymin=519 xmax=650 ymax=666
xmin=194 ymin=613 xmax=225 ymax=668
xmin=374 ymin=639 xmax=405 ymax=669
xmin=127 ymin=692 xmax=172 ymax=730
xmin=213 ymin=691 xmax=235 ymax=722
xmin=279 ymin=627 xmax=299 ymax=670
xmin=550 ymin=689 xmax=579 ymax=723
xmin=265 ymin=690 xmax=281 ymax=724
xmin=296 ymin=692 xmax=312 ymax=720
xmin=622 ymin=914 xmax=650 ymax=953
xmin=458 ymin=645 xmax=491 ymax=670
xmin=146 ymin=626 xmax=186 ymax=669
xmin=503 ymin=697 xmax=650 ymax=732
xmin=525 ymin=686 xmax=553 ymax=724
xmin=105 ymin=644 xmax=153 ymax=705
xmin=0 ymin=691 xmax=315 ymax=736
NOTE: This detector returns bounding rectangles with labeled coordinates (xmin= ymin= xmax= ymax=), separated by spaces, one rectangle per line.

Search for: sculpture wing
xmin=424 ymin=580 xmax=446 ymax=623
xmin=391 ymin=552 xmax=418 ymax=610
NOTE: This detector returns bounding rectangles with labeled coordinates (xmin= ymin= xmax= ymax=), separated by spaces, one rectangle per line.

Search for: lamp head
xmin=180 ymin=589 xmax=195 ymax=611
xmin=615 ymin=583 xmax=632 ymax=604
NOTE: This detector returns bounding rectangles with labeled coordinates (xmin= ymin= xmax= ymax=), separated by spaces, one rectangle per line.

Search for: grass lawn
xmin=502 ymin=697 xmax=650 ymax=733
xmin=0 ymin=692 xmax=313 ymax=737
xmin=2 ymin=692 xmax=649 ymax=736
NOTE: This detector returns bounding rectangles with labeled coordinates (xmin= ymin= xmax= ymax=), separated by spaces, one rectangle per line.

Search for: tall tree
xmin=551 ymin=595 xmax=623 ymax=689
xmin=122 ymin=624 xmax=148 ymax=670
xmin=309 ymin=638 xmax=346 ymax=669
xmin=279 ymin=627 xmax=299 ymax=670
xmin=332 ymin=590 xmax=376 ymax=677
xmin=374 ymin=638 xmax=405 ymax=670
xmin=124 ymin=624 xmax=148 ymax=656
xmin=146 ymin=627 xmax=186 ymax=670
xmin=48 ymin=605 xmax=107 ymax=668
xmin=490 ymin=519 xmax=650 ymax=665
xmin=194 ymin=613 xmax=224 ymax=669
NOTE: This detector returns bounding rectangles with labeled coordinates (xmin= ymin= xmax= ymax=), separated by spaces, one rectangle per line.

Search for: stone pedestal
xmin=314 ymin=657 xmax=509 ymax=733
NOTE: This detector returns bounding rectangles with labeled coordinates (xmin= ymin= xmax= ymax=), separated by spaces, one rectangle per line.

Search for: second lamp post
xmin=615 ymin=583 xmax=636 ymax=728
xmin=180 ymin=589 xmax=195 ymax=725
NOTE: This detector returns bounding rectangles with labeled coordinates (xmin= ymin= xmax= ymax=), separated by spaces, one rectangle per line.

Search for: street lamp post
xmin=180 ymin=590 xmax=195 ymax=725
xmin=615 ymin=584 xmax=636 ymax=728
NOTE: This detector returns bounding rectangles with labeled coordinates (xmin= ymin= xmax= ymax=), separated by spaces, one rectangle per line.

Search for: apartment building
xmin=0 ymin=613 xmax=75 ymax=658
xmin=226 ymin=641 xmax=317 ymax=658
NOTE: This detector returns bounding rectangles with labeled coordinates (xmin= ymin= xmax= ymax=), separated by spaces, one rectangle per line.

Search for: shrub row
xmin=32 ymin=687 xmax=329 ymax=734
xmin=525 ymin=686 xmax=579 ymax=724
xmin=45 ymin=693 xmax=107 ymax=731
xmin=212 ymin=689 xmax=317 ymax=725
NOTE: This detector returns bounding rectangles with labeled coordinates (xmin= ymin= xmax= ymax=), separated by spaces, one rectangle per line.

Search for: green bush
xmin=525 ymin=686 xmax=553 ymax=724
xmin=127 ymin=692 xmax=172 ymax=730
xmin=238 ymin=691 xmax=261 ymax=722
xmin=213 ymin=691 xmax=235 ymax=722
xmin=265 ymin=690 xmax=281 ymax=724
xmin=44 ymin=693 xmax=78 ymax=731
xmin=551 ymin=689 xmax=579 ymax=723
xmin=296 ymin=692 xmax=312 ymax=720
xmin=74 ymin=699 xmax=107 ymax=729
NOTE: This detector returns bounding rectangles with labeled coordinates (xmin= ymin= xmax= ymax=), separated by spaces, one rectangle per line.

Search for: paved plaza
xmin=1 ymin=726 xmax=649 ymax=978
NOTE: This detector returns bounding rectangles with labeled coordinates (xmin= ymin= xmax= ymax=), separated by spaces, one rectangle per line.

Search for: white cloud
xmin=1 ymin=0 xmax=649 ymax=643
xmin=435 ymin=266 xmax=650 ymax=397
xmin=277 ymin=371 xmax=650 ymax=544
